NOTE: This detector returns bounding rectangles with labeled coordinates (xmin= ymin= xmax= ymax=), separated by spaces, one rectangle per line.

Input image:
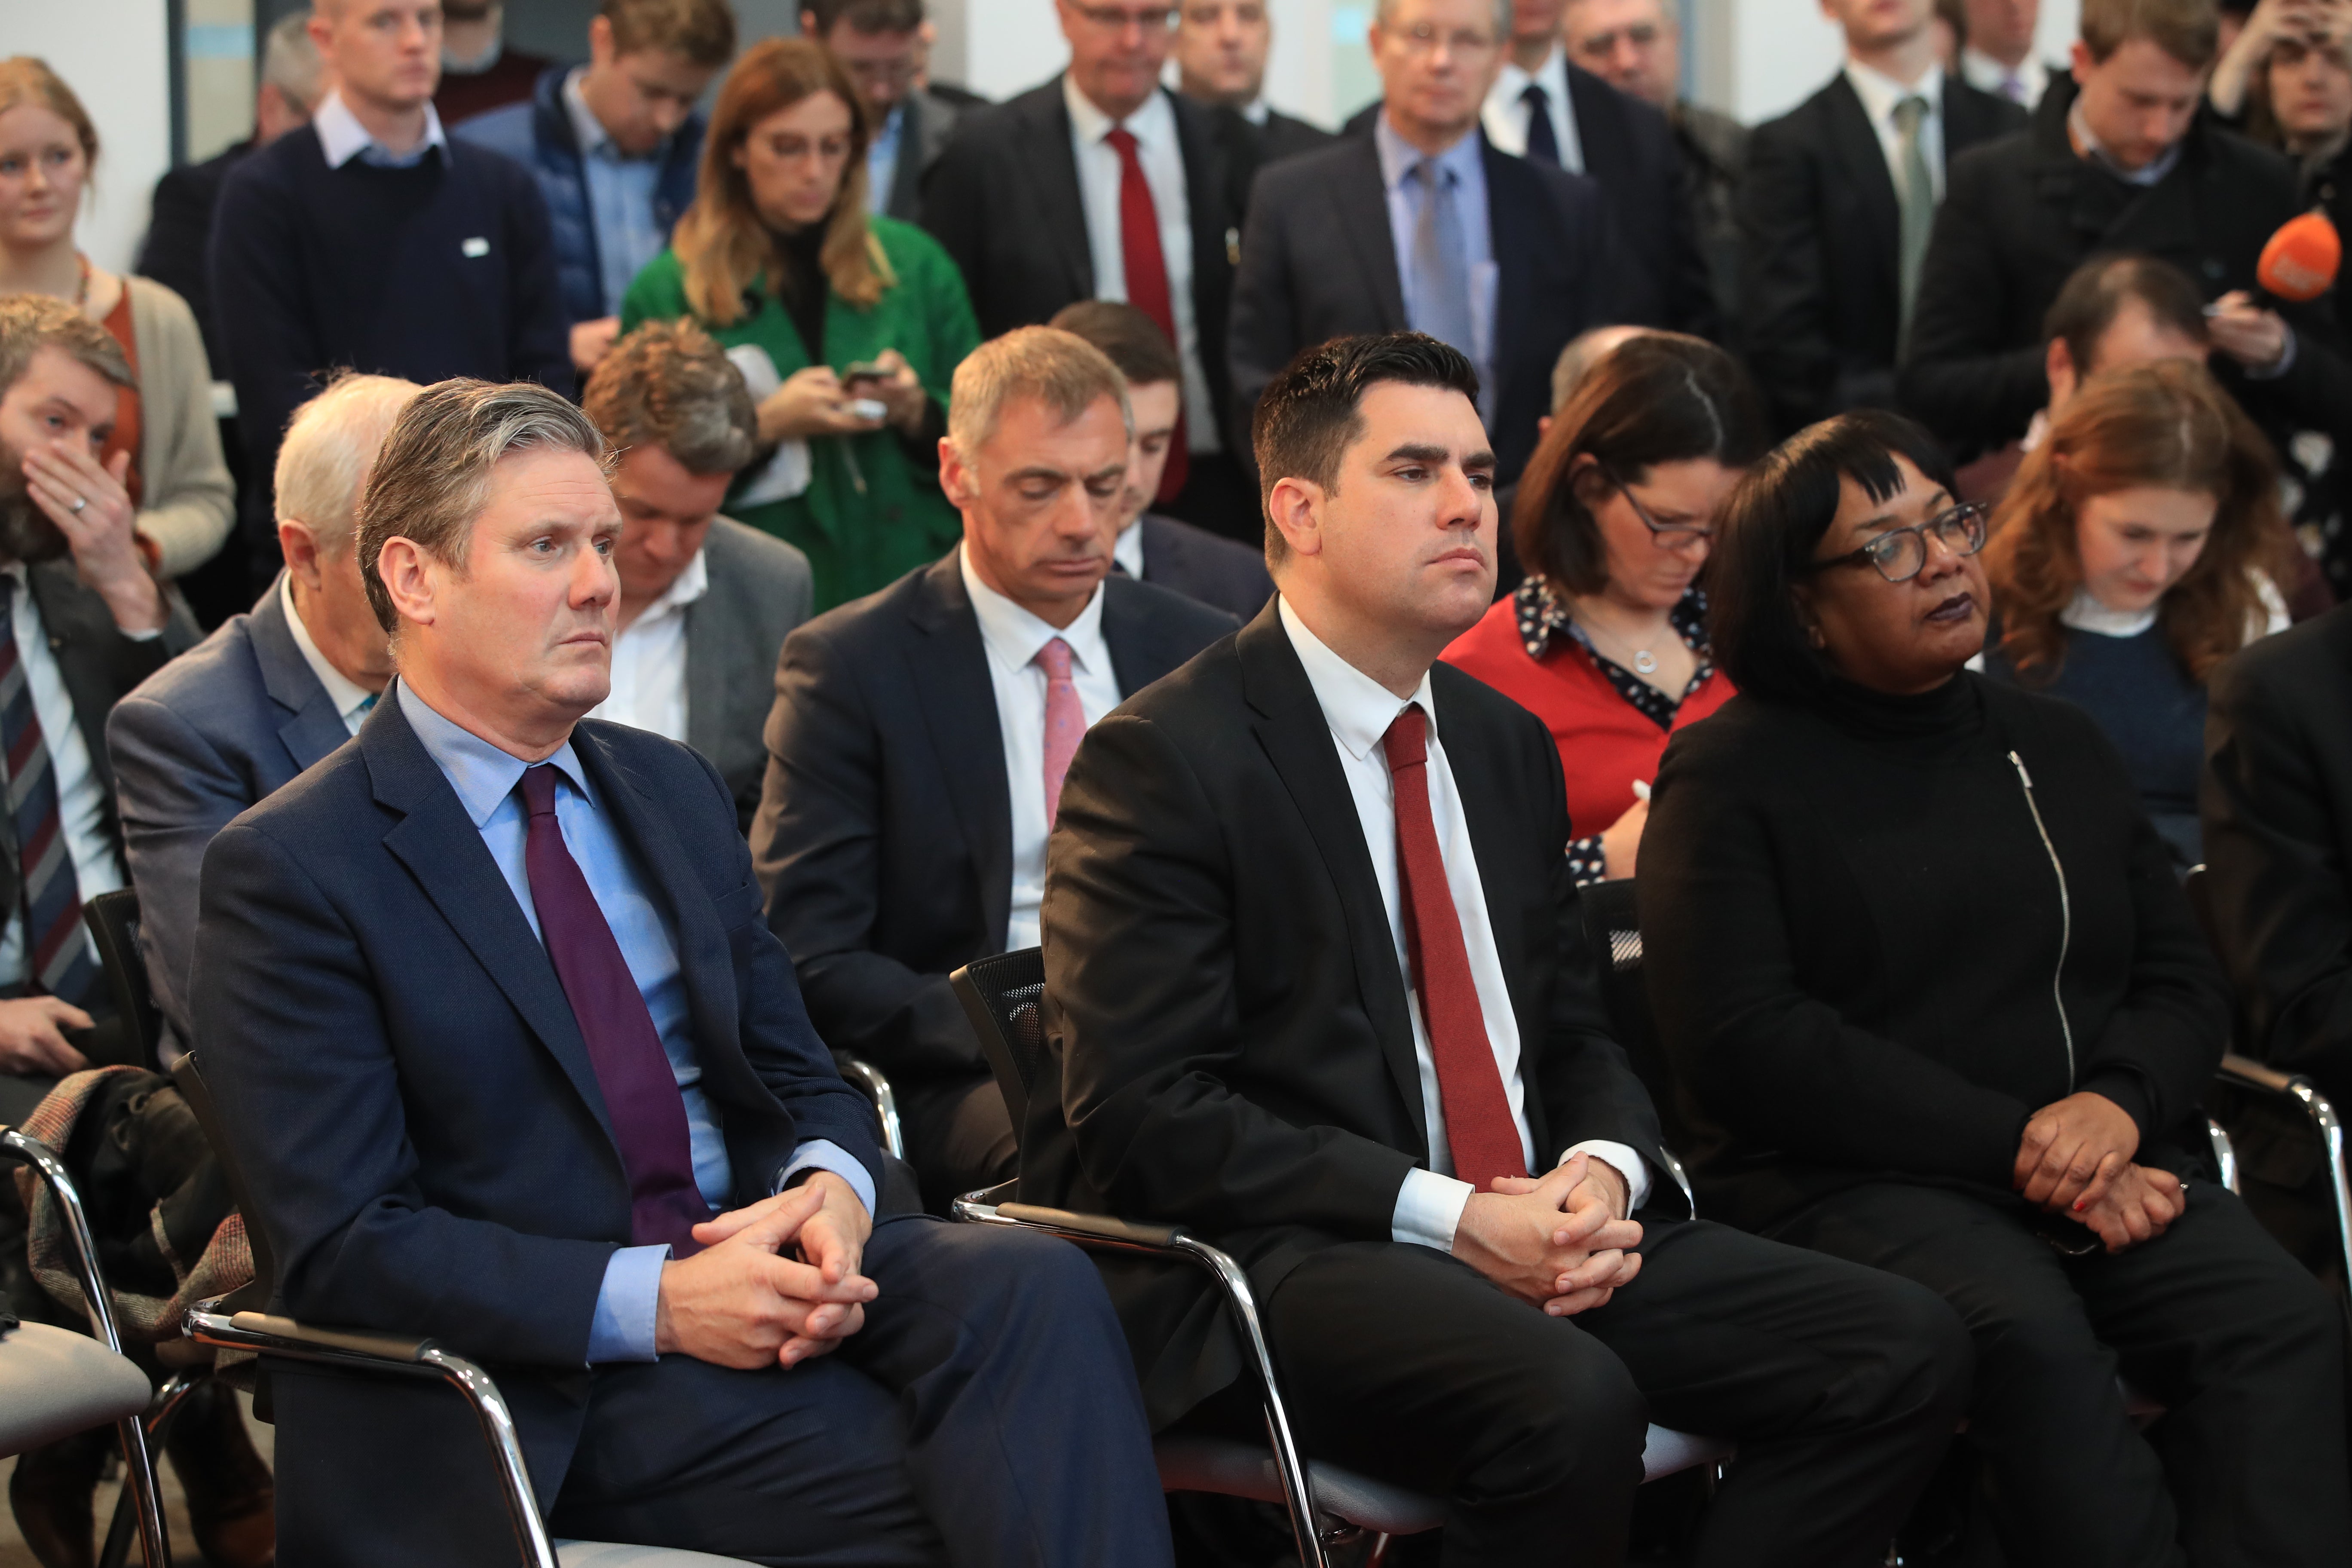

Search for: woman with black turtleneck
xmin=1640 ymin=410 xmax=2349 ymax=1567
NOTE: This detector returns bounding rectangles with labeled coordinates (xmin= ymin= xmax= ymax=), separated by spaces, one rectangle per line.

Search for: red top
xmin=1441 ymin=595 xmax=1734 ymax=838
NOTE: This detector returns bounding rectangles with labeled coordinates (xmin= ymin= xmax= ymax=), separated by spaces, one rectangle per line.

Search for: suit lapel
xmin=888 ymin=92 xmax=929 ymax=217
xmin=1823 ymin=77 xmax=1902 ymax=289
xmin=364 ymin=694 xmax=619 ymax=1148
xmin=906 ymin=556 xmax=1017 ymax=952
xmin=1026 ymin=79 xmax=1096 ymax=300
xmin=248 ymin=579 xmax=358 ymax=772
xmin=1483 ymin=140 xmax=1540 ymax=402
xmin=680 ymin=594 xmax=726 ymax=765
xmin=1101 ymin=577 xmax=1175 ymax=696
xmin=1332 ymin=134 xmax=1407 ymax=328
xmin=1565 ymin=62 xmax=1622 ymax=184
xmin=1237 ymin=610 xmax=1428 ymax=1147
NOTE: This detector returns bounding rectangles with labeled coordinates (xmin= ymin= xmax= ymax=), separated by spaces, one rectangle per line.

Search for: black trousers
xmin=895 ymin=1070 xmax=1017 ymax=1216
xmin=1773 ymin=1179 xmax=2351 ymax=1568
xmin=1203 ymin=1216 xmax=1971 ymax=1568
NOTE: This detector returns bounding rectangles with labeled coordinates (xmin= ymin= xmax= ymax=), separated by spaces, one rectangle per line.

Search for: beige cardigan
xmin=122 ymin=276 xmax=235 ymax=579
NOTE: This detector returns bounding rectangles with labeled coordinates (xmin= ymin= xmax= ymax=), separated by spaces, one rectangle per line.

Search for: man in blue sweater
xmin=455 ymin=0 xmax=735 ymax=378
xmin=208 ymin=0 xmax=572 ymax=586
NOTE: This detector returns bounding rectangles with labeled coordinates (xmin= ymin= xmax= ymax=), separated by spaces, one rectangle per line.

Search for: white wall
xmin=17 ymin=0 xmax=174 ymax=276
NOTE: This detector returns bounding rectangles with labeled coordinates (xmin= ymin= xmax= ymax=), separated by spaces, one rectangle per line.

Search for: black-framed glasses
xmin=1606 ymin=468 xmax=1715 ymax=553
xmin=1805 ymin=501 xmax=1989 ymax=583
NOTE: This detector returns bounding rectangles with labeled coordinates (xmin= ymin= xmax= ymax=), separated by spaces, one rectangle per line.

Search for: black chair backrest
xmin=170 ymin=1053 xmax=273 ymax=1313
xmin=83 ymin=888 xmax=162 ymax=1072
xmin=951 ymin=948 xmax=1047 ymax=1136
xmin=1574 ymin=879 xmax=1690 ymax=1148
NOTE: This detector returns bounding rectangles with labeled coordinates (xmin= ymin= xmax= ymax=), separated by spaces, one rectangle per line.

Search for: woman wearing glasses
xmin=1980 ymin=361 xmax=2297 ymax=868
xmin=1442 ymin=334 xmax=1766 ymax=882
xmin=1639 ymin=408 xmax=2348 ymax=1567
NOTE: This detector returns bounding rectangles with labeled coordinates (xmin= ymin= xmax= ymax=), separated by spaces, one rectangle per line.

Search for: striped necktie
xmin=0 ymin=579 xmax=97 ymax=1004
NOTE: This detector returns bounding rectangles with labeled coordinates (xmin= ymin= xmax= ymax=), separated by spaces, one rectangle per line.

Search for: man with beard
xmin=0 ymin=296 xmax=202 ymax=1121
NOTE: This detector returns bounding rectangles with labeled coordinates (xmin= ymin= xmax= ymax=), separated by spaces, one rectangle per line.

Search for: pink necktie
xmin=1038 ymin=637 xmax=1084 ymax=824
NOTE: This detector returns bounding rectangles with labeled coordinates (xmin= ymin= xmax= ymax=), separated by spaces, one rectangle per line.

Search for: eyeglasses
xmin=1805 ymin=501 xmax=1989 ymax=583
xmin=1068 ymin=2 xmax=1177 ymax=32
xmin=1608 ymin=469 xmax=1715 ymax=554
xmin=1393 ymin=21 xmax=1503 ymax=56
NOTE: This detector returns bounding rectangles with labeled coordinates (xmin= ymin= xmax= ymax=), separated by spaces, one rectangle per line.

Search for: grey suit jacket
xmin=108 ymin=578 xmax=337 ymax=1046
xmin=883 ymin=89 xmax=968 ymax=224
xmin=685 ymin=518 xmax=813 ymax=830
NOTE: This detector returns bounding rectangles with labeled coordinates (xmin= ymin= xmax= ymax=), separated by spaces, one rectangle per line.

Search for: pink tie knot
xmin=1037 ymin=637 xmax=1075 ymax=682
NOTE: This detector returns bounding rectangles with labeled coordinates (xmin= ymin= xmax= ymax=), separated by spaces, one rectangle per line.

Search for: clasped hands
xmin=2014 ymin=1090 xmax=2186 ymax=1253
xmin=653 ymin=1170 xmax=877 ymax=1370
xmin=1452 ymin=1152 xmax=1642 ymax=1317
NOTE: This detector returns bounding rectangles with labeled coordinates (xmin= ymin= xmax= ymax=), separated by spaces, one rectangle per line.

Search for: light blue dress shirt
xmin=562 ymin=68 xmax=671 ymax=317
xmin=396 ymin=683 xmax=875 ymax=1363
xmin=1372 ymin=114 xmax=1498 ymax=418
xmin=313 ymin=88 xmax=451 ymax=171
xmin=865 ymin=99 xmax=906 ymax=216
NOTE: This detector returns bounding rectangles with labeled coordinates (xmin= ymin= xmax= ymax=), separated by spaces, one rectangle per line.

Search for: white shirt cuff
xmin=1561 ymin=1140 xmax=1651 ymax=1216
xmin=119 ymin=625 xmax=163 ymax=643
xmin=1391 ymin=1166 xmax=1476 ymax=1251
xmin=775 ymin=1138 xmax=876 ymax=1219
xmin=585 ymin=1243 xmax=668 ymax=1364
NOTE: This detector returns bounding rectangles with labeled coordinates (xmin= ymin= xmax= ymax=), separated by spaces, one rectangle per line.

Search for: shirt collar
xmin=623 ymin=544 xmax=711 ymax=632
xmin=279 ymin=571 xmax=379 ymax=724
xmin=1113 ymin=516 xmax=1147 ymax=579
xmin=2069 ymin=98 xmax=2182 ymax=187
xmin=1277 ymin=595 xmax=1436 ymax=764
xmin=395 ymin=679 xmax=588 ymax=828
xmin=1843 ymin=58 xmax=1943 ymax=126
xmin=1512 ymin=576 xmax=1712 ymax=663
xmin=2059 ymin=585 xmax=2160 ymax=638
xmin=561 ymin=66 xmax=616 ymax=158
xmin=314 ymin=88 xmax=449 ymax=169
xmin=1064 ymin=71 xmax=1175 ymax=148
xmin=1375 ymin=110 xmax=1482 ymax=193
xmin=959 ymin=542 xmax=1112 ymax=678
xmin=1241 ymin=97 xmax=1271 ymax=126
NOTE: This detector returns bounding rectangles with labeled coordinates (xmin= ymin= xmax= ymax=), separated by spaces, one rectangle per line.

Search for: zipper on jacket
xmin=2008 ymin=750 xmax=2075 ymax=1082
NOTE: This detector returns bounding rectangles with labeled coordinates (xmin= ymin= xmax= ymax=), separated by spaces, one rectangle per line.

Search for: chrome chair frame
xmin=833 ymin=1055 xmax=905 ymax=1161
xmin=2 ymin=1125 xmax=172 ymax=1567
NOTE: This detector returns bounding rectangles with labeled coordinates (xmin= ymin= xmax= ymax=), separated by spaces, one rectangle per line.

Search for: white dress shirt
xmin=1844 ymin=60 xmax=1947 ymax=203
xmin=1063 ymin=75 xmax=1221 ymax=455
xmin=1958 ymin=47 xmax=2049 ymax=110
xmin=279 ymin=573 xmax=379 ymax=738
xmin=1276 ymin=599 xmax=1650 ymax=1252
xmin=586 ymin=546 xmax=708 ymax=744
xmin=1482 ymin=43 xmax=1587 ymax=172
xmin=0 ymin=567 xmax=127 ymax=983
xmin=1113 ymin=517 xmax=1148 ymax=579
xmin=311 ymin=88 xmax=450 ymax=170
xmin=962 ymin=546 xmax=1123 ymax=950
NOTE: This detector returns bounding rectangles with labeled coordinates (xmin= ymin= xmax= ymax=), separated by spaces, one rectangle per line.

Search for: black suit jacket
xmin=919 ymin=79 xmax=1242 ymax=432
xmin=136 ymin=139 xmax=253 ymax=372
xmin=881 ymin=88 xmax=970 ymax=224
xmin=1738 ymin=72 xmax=2025 ymax=434
xmin=750 ymin=555 xmax=1237 ymax=1095
xmin=1133 ymin=512 xmax=1273 ymax=622
xmin=1205 ymin=100 xmax=1337 ymax=206
xmin=2202 ymin=605 xmax=2352 ymax=1104
xmin=1900 ymin=80 xmax=2348 ymax=452
xmin=190 ymin=696 xmax=882 ymax=1560
xmin=1020 ymin=605 xmax=1676 ymax=1427
xmin=1228 ymin=130 xmax=1617 ymax=484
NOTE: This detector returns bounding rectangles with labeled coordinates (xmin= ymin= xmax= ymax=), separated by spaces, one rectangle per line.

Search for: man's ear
xmin=375 ymin=536 xmax=438 ymax=632
xmin=2045 ymin=337 xmax=2077 ymax=409
xmin=937 ymin=437 xmax=977 ymax=508
xmin=278 ymin=518 xmax=325 ymax=591
xmin=1265 ymin=475 xmax=1327 ymax=560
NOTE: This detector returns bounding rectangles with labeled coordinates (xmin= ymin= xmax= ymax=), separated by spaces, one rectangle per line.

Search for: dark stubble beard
xmin=0 ymin=442 xmax=75 ymax=567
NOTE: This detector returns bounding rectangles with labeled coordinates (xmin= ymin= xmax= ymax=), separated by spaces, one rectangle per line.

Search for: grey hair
xmin=1375 ymin=0 xmax=1516 ymax=43
xmin=946 ymin=326 xmax=1131 ymax=459
xmin=261 ymin=13 xmax=326 ymax=109
xmin=1550 ymin=325 xmax=1655 ymax=414
xmin=274 ymin=374 xmax=422 ymax=557
xmin=583 ymin=320 xmax=758 ymax=477
xmin=357 ymin=379 xmax=609 ymax=634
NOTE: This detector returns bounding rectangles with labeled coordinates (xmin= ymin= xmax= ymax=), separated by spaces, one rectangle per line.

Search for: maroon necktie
xmin=519 ymin=764 xmax=713 ymax=1254
xmin=1104 ymin=125 xmax=1189 ymax=502
xmin=1381 ymin=706 xmax=1528 ymax=1194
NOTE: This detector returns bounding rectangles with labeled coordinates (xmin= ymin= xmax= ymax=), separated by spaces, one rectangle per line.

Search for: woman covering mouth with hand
xmin=1636 ymin=407 xmax=2349 ymax=1568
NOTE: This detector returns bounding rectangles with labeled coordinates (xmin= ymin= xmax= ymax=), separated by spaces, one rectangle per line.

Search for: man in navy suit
xmin=111 ymin=374 xmax=417 ymax=1058
xmin=1230 ymin=0 xmax=1622 ymax=487
xmin=187 ymin=378 xmax=1172 ymax=1567
xmin=750 ymin=328 xmax=1237 ymax=1214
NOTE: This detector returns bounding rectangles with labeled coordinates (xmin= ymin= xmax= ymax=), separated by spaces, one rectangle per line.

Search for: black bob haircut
xmin=1709 ymin=409 xmax=1959 ymax=707
xmin=1252 ymin=333 xmax=1482 ymax=564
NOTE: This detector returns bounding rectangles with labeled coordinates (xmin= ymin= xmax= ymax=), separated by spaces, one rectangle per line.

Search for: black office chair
xmin=947 ymin=948 xmax=1732 ymax=1568
xmin=83 ymin=889 xmax=165 ymax=1072
xmin=172 ymin=1055 xmax=759 ymax=1568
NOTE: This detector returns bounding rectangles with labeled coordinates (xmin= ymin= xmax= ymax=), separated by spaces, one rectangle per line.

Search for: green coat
xmin=620 ymin=217 xmax=980 ymax=611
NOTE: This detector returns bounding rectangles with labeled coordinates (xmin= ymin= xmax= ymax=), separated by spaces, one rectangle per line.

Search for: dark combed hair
xmin=2042 ymin=253 xmax=2210 ymax=374
xmin=801 ymin=0 xmax=925 ymax=31
xmin=1251 ymin=333 xmax=1481 ymax=562
xmin=1511 ymin=332 xmax=1769 ymax=596
xmin=1050 ymin=300 xmax=1182 ymax=388
xmin=1709 ymin=410 xmax=1959 ymax=706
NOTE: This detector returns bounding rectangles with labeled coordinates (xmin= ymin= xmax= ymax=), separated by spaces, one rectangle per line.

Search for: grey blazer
xmin=687 ymin=518 xmax=814 ymax=829
xmin=883 ymin=89 xmax=968 ymax=223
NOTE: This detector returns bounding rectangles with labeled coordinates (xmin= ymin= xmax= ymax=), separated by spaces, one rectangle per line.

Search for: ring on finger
xmin=69 ymin=496 xmax=86 ymax=514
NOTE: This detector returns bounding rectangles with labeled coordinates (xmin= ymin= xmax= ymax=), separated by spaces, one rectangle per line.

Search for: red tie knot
xmin=1105 ymin=126 xmax=1139 ymax=161
xmin=519 ymin=762 xmax=562 ymax=818
xmin=1381 ymin=704 xmax=1429 ymax=772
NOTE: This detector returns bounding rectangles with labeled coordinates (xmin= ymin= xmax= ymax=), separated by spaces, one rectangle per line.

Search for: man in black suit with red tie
xmin=1022 ymin=332 xmax=1975 ymax=1565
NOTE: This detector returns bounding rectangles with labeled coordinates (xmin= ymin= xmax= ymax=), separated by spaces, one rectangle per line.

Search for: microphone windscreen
xmin=2258 ymin=212 xmax=2343 ymax=303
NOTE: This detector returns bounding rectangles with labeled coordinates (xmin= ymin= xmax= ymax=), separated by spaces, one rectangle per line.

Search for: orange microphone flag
xmin=2258 ymin=212 xmax=2343 ymax=303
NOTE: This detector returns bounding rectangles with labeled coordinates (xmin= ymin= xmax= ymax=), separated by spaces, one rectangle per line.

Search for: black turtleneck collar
xmin=770 ymin=220 xmax=830 ymax=365
xmin=1808 ymin=666 xmax=1987 ymax=747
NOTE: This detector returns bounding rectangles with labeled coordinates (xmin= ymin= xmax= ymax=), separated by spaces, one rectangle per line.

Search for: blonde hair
xmin=674 ymin=39 xmax=889 ymax=326
xmin=946 ymin=327 xmax=1130 ymax=459
xmin=274 ymin=374 xmax=423 ymax=556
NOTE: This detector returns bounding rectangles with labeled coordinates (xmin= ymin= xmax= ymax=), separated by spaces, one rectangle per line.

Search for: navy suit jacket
xmin=1134 ymin=512 xmax=1273 ymax=622
xmin=109 ymin=581 xmax=352 ymax=1049
xmin=189 ymin=692 xmax=882 ymax=1548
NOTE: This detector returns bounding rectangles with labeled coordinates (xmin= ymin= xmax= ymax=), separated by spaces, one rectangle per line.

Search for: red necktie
xmin=1104 ymin=126 xmax=1189 ymax=503
xmin=1381 ymin=706 xmax=1528 ymax=1194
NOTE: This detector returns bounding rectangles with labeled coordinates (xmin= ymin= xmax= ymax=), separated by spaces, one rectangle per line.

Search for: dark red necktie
xmin=1104 ymin=125 xmax=1189 ymax=503
xmin=519 ymin=764 xmax=713 ymax=1255
xmin=1381 ymin=706 xmax=1528 ymax=1194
